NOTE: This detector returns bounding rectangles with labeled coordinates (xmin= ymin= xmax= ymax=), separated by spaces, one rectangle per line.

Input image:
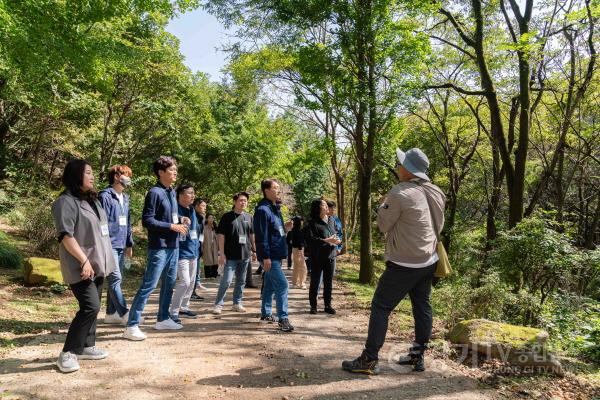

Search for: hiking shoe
xmin=179 ymin=309 xmax=198 ymax=318
xmin=57 ymin=351 xmax=79 ymax=373
xmin=191 ymin=293 xmax=204 ymax=301
xmin=278 ymin=318 xmax=294 ymax=332
xmin=309 ymin=307 xmax=317 ymax=314
xmin=342 ymin=354 xmax=380 ymax=375
xmin=170 ymin=314 xmax=182 ymax=324
xmin=212 ymin=305 xmax=223 ymax=315
xmin=397 ymin=345 xmax=426 ymax=372
xmin=123 ymin=325 xmax=147 ymax=341
xmin=324 ymin=306 xmax=336 ymax=315
xmin=154 ymin=318 xmax=183 ymax=330
xmin=77 ymin=346 xmax=108 ymax=360
xmin=260 ymin=315 xmax=276 ymax=323
xmin=104 ymin=312 xmax=125 ymax=325
xmin=232 ymin=303 xmax=247 ymax=313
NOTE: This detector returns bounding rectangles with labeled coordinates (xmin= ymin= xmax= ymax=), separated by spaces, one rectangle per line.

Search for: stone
xmin=23 ymin=257 xmax=63 ymax=286
xmin=447 ymin=319 xmax=563 ymax=375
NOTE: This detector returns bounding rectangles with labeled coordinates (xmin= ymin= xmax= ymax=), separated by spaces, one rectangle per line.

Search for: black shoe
xmin=190 ymin=293 xmax=204 ymax=301
xmin=324 ymin=306 xmax=336 ymax=315
xmin=179 ymin=310 xmax=198 ymax=318
xmin=309 ymin=307 xmax=317 ymax=314
xmin=278 ymin=318 xmax=294 ymax=332
xmin=245 ymin=283 xmax=258 ymax=289
xmin=260 ymin=315 xmax=276 ymax=323
xmin=397 ymin=345 xmax=426 ymax=372
xmin=342 ymin=353 xmax=380 ymax=375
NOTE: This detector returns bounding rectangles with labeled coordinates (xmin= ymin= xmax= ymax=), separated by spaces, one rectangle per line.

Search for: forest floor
xmin=0 ymin=228 xmax=598 ymax=399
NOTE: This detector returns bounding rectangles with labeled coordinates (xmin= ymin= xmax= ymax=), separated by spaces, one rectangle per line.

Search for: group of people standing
xmin=50 ymin=146 xmax=445 ymax=377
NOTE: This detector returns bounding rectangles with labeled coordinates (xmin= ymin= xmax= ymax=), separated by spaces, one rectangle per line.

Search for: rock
xmin=23 ymin=257 xmax=63 ymax=286
xmin=447 ymin=319 xmax=563 ymax=376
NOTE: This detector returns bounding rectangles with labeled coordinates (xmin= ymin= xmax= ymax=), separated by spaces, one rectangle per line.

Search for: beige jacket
xmin=377 ymin=180 xmax=446 ymax=266
xmin=202 ymin=225 xmax=219 ymax=266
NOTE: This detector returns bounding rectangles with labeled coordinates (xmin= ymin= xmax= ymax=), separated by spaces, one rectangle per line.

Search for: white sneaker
xmin=104 ymin=312 xmax=123 ymax=325
xmin=123 ymin=325 xmax=147 ymax=341
xmin=154 ymin=318 xmax=183 ymax=330
xmin=197 ymin=284 xmax=208 ymax=290
xmin=212 ymin=305 xmax=223 ymax=315
xmin=78 ymin=346 xmax=108 ymax=360
xmin=57 ymin=351 xmax=79 ymax=373
xmin=232 ymin=303 xmax=246 ymax=313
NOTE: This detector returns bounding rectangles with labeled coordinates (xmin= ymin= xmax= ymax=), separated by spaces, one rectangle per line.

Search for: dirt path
xmin=0 ymin=267 xmax=495 ymax=399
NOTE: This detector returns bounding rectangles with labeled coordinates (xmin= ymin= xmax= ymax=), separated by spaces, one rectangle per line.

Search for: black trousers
xmin=245 ymin=261 xmax=254 ymax=285
xmin=364 ymin=262 xmax=435 ymax=361
xmin=204 ymin=265 xmax=218 ymax=279
xmin=63 ymin=277 xmax=104 ymax=354
xmin=309 ymin=257 xmax=334 ymax=308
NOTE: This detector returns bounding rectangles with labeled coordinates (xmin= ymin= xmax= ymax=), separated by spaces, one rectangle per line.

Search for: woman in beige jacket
xmin=202 ymin=214 xmax=219 ymax=278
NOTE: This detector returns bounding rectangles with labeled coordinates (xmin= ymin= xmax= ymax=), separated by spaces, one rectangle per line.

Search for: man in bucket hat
xmin=342 ymin=148 xmax=446 ymax=374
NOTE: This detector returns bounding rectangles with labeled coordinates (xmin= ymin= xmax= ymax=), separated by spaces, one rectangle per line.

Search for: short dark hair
xmin=62 ymin=159 xmax=96 ymax=200
xmin=261 ymin=178 xmax=277 ymax=197
xmin=326 ymin=200 xmax=336 ymax=208
xmin=193 ymin=198 xmax=206 ymax=207
xmin=233 ymin=191 xmax=249 ymax=201
xmin=108 ymin=165 xmax=133 ymax=185
xmin=176 ymin=184 xmax=194 ymax=198
xmin=152 ymin=156 xmax=176 ymax=178
xmin=309 ymin=199 xmax=326 ymax=221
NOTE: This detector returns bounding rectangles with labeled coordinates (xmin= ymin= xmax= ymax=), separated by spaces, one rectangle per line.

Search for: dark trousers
xmin=309 ymin=257 xmax=334 ymax=308
xmin=63 ymin=277 xmax=104 ymax=354
xmin=287 ymin=247 xmax=293 ymax=269
xmin=245 ymin=262 xmax=254 ymax=285
xmin=203 ymin=265 xmax=218 ymax=279
xmin=364 ymin=262 xmax=435 ymax=361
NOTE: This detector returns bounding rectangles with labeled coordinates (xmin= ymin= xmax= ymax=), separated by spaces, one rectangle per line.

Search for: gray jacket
xmin=51 ymin=192 xmax=117 ymax=284
xmin=377 ymin=180 xmax=446 ymax=266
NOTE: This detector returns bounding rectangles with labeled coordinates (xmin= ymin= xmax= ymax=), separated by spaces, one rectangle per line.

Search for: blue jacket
xmin=178 ymin=204 xmax=199 ymax=259
xmin=98 ymin=187 xmax=133 ymax=250
xmin=142 ymin=182 xmax=179 ymax=249
xmin=332 ymin=215 xmax=343 ymax=252
xmin=253 ymin=198 xmax=288 ymax=261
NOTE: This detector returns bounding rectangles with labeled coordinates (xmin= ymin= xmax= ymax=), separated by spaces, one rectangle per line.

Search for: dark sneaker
xmin=245 ymin=283 xmax=258 ymax=289
xmin=170 ymin=314 xmax=182 ymax=324
xmin=397 ymin=345 xmax=426 ymax=372
xmin=190 ymin=293 xmax=204 ymax=301
xmin=278 ymin=318 xmax=294 ymax=332
xmin=179 ymin=310 xmax=198 ymax=318
xmin=260 ymin=315 xmax=276 ymax=323
xmin=342 ymin=354 xmax=380 ymax=375
xmin=324 ymin=306 xmax=336 ymax=315
xmin=309 ymin=307 xmax=317 ymax=314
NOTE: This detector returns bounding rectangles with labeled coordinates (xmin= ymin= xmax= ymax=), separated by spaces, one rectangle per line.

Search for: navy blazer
xmin=142 ymin=182 xmax=179 ymax=249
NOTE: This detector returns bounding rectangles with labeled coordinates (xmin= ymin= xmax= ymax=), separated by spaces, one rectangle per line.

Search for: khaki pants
xmin=292 ymin=248 xmax=307 ymax=287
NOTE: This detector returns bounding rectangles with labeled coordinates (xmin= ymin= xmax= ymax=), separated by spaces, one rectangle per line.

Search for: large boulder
xmin=448 ymin=319 xmax=563 ymax=375
xmin=23 ymin=257 xmax=63 ymax=286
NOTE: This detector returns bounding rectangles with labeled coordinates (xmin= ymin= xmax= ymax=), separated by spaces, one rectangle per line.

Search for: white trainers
xmin=232 ymin=303 xmax=246 ymax=313
xmin=78 ymin=346 xmax=108 ymax=360
xmin=57 ymin=351 xmax=80 ymax=373
xmin=154 ymin=318 xmax=183 ymax=330
xmin=123 ymin=325 xmax=147 ymax=341
xmin=104 ymin=312 xmax=124 ymax=325
xmin=212 ymin=305 xmax=223 ymax=315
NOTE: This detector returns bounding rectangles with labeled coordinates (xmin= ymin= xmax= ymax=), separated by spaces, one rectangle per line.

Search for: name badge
xmin=199 ymin=234 xmax=204 ymax=242
xmin=278 ymin=226 xmax=285 ymax=237
xmin=239 ymin=235 xmax=247 ymax=244
xmin=100 ymin=224 xmax=109 ymax=237
xmin=119 ymin=216 xmax=127 ymax=226
xmin=190 ymin=230 xmax=198 ymax=240
xmin=172 ymin=213 xmax=179 ymax=224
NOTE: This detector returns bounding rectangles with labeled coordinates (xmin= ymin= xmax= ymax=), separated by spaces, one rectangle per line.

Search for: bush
xmin=0 ymin=232 xmax=23 ymax=269
xmin=20 ymin=202 xmax=58 ymax=256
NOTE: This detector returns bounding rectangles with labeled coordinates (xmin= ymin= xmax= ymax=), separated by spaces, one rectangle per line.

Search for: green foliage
xmin=0 ymin=231 xmax=22 ymax=269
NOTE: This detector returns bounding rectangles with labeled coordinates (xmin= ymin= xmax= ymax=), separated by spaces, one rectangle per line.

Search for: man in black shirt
xmin=212 ymin=192 xmax=256 ymax=314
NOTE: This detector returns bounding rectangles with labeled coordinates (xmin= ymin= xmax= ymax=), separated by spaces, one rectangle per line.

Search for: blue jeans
xmin=127 ymin=248 xmax=179 ymax=326
xmin=106 ymin=249 xmax=128 ymax=316
xmin=215 ymin=259 xmax=249 ymax=306
xmin=261 ymin=259 xmax=289 ymax=319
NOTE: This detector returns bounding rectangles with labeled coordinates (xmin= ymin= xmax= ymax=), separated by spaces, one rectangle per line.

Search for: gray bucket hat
xmin=395 ymin=148 xmax=430 ymax=181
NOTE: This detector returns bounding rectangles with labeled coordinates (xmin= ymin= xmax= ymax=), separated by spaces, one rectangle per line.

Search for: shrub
xmin=0 ymin=232 xmax=23 ymax=269
xmin=21 ymin=202 xmax=58 ymax=256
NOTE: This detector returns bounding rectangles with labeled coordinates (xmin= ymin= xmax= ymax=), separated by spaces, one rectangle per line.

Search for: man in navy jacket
xmin=98 ymin=165 xmax=134 ymax=325
xmin=123 ymin=156 xmax=189 ymax=341
xmin=253 ymin=179 xmax=294 ymax=332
